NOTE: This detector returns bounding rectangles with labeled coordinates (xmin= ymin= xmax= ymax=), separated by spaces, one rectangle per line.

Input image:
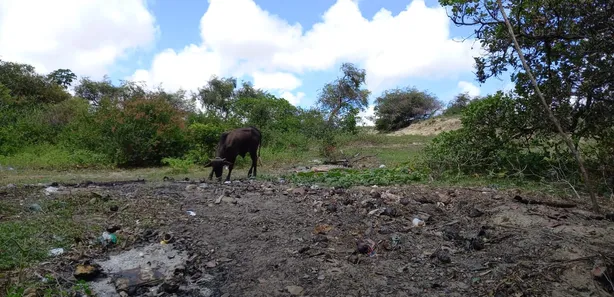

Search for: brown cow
xmin=204 ymin=126 xmax=262 ymax=183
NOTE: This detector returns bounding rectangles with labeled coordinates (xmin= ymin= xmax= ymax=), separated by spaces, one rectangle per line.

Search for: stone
xmin=287 ymin=285 xmax=304 ymax=296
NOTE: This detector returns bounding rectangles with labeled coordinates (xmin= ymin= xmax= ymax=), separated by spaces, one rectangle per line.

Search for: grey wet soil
xmin=2 ymin=179 xmax=614 ymax=296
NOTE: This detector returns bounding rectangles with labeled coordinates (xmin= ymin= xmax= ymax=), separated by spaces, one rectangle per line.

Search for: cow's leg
xmin=249 ymin=150 xmax=258 ymax=178
xmin=225 ymin=163 xmax=234 ymax=183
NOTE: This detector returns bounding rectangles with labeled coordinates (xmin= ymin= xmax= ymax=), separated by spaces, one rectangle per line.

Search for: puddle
xmin=89 ymin=243 xmax=188 ymax=297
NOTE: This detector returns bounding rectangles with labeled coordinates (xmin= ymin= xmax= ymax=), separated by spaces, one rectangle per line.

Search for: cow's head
xmin=204 ymin=157 xmax=233 ymax=179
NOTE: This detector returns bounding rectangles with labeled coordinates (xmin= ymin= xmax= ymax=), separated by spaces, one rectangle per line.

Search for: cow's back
xmin=223 ymin=127 xmax=261 ymax=156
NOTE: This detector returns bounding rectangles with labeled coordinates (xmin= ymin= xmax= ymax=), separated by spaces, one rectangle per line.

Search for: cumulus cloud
xmin=0 ymin=0 xmax=158 ymax=78
xmin=279 ymin=91 xmax=306 ymax=106
xmin=131 ymin=0 xmax=480 ymax=99
xmin=457 ymin=81 xmax=481 ymax=97
xmin=252 ymin=72 xmax=302 ymax=91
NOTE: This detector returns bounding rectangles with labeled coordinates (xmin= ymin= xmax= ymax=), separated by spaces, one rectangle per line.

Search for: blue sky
xmin=0 ymin=0 xmax=513 ymax=124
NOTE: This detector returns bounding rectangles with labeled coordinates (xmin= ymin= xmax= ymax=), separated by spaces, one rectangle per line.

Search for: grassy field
xmin=0 ymin=132 xmax=434 ymax=185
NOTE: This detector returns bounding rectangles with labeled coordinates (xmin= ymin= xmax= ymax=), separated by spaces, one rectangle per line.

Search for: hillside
xmin=388 ymin=116 xmax=462 ymax=136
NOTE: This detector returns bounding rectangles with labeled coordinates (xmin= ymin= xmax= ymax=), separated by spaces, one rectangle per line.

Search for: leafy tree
xmin=438 ymin=0 xmax=614 ymax=194
xmin=444 ymin=92 xmax=475 ymax=116
xmin=440 ymin=0 xmax=614 ymax=142
xmin=374 ymin=87 xmax=442 ymax=132
xmin=0 ymin=60 xmax=70 ymax=105
xmin=48 ymin=69 xmax=77 ymax=89
xmin=193 ymin=76 xmax=238 ymax=119
xmin=317 ymin=63 xmax=371 ymax=128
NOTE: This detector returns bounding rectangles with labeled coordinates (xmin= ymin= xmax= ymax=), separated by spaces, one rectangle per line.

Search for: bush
xmin=95 ymin=96 xmax=189 ymax=167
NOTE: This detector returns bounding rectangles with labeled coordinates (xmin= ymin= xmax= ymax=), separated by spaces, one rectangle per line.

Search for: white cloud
xmin=0 ymin=0 xmax=158 ymax=78
xmin=131 ymin=0 xmax=481 ymax=97
xmin=252 ymin=71 xmax=302 ymax=91
xmin=279 ymin=91 xmax=305 ymax=106
xmin=457 ymin=81 xmax=481 ymax=97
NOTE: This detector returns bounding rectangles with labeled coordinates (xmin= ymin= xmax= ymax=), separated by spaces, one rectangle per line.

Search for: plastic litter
xmin=186 ymin=210 xmax=196 ymax=216
xmin=99 ymin=231 xmax=118 ymax=246
xmin=49 ymin=248 xmax=64 ymax=256
xmin=44 ymin=186 xmax=59 ymax=196
xmin=412 ymin=218 xmax=425 ymax=227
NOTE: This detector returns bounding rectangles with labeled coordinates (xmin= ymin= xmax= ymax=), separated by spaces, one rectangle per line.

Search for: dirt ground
xmin=389 ymin=117 xmax=461 ymax=136
xmin=2 ymin=178 xmax=614 ymax=297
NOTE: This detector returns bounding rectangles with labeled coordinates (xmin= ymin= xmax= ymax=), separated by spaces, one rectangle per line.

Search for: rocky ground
xmin=1 ymin=178 xmax=614 ymax=297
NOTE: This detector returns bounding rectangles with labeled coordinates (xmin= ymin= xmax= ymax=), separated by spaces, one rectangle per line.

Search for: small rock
xmin=205 ymin=260 xmax=217 ymax=268
xmin=326 ymin=203 xmax=338 ymax=212
xmin=382 ymin=207 xmax=398 ymax=217
xmin=159 ymin=280 xmax=180 ymax=293
xmin=110 ymin=205 xmax=119 ymax=212
xmin=286 ymin=285 xmax=304 ymax=296
xmin=292 ymin=187 xmax=306 ymax=195
xmin=434 ymin=249 xmax=451 ymax=264
xmin=106 ymin=225 xmax=121 ymax=233
xmin=186 ymin=185 xmax=197 ymax=191
xmin=28 ymin=203 xmax=42 ymax=212
xmin=312 ymin=234 xmax=328 ymax=243
xmin=468 ymin=208 xmax=484 ymax=218
xmin=298 ymin=246 xmax=310 ymax=254
xmin=400 ymin=198 xmax=411 ymax=206
xmin=221 ymin=196 xmax=237 ymax=204
xmin=215 ymin=195 xmax=223 ymax=204
xmin=378 ymin=226 xmax=393 ymax=234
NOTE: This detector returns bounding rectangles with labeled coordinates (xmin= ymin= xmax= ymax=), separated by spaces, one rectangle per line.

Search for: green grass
xmin=0 ymin=193 xmax=107 ymax=271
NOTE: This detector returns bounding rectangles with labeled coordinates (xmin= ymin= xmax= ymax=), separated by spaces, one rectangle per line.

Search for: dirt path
xmin=2 ymin=180 xmax=614 ymax=296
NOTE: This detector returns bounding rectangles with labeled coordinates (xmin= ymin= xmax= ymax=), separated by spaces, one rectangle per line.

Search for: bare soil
xmin=2 ymin=179 xmax=614 ymax=297
xmin=389 ymin=117 xmax=461 ymax=136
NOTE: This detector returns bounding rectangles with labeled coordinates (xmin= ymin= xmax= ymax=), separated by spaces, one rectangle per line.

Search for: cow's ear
xmin=203 ymin=162 xmax=212 ymax=168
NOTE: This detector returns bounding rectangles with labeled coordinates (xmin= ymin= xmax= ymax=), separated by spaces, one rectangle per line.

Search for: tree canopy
xmin=374 ymin=87 xmax=442 ymax=132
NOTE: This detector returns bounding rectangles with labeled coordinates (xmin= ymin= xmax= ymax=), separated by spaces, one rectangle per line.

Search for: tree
xmin=0 ymin=60 xmax=71 ymax=105
xmin=438 ymin=0 xmax=613 ymax=208
xmin=439 ymin=0 xmax=614 ymax=142
xmin=374 ymin=87 xmax=442 ymax=132
xmin=193 ymin=76 xmax=237 ymax=119
xmin=48 ymin=69 xmax=77 ymax=89
xmin=317 ymin=63 xmax=371 ymax=128
xmin=444 ymin=92 xmax=475 ymax=116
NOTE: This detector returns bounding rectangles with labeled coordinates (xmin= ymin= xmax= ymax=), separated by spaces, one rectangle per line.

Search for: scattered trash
xmin=379 ymin=164 xmax=386 ymax=168
xmin=356 ymin=239 xmax=376 ymax=257
xmin=74 ymin=263 xmax=102 ymax=281
xmin=224 ymin=180 xmax=231 ymax=184
xmin=186 ymin=210 xmax=196 ymax=216
xmin=160 ymin=233 xmax=174 ymax=244
xmin=28 ymin=203 xmax=42 ymax=212
xmin=313 ymin=224 xmax=332 ymax=234
xmin=368 ymin=208 xmax=384 ymax=216
xmin=391 ymin=234 xmax=401 ymax=247
xmin=48 ymin=248 xmax=64 ymax=256
xmin=44 ymin=186 xmax=59 ymax=196
xmin=412 ymin=218 xmax=426 ymax=227
xmin=98 ymin=231 xmax=118 ymax=246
